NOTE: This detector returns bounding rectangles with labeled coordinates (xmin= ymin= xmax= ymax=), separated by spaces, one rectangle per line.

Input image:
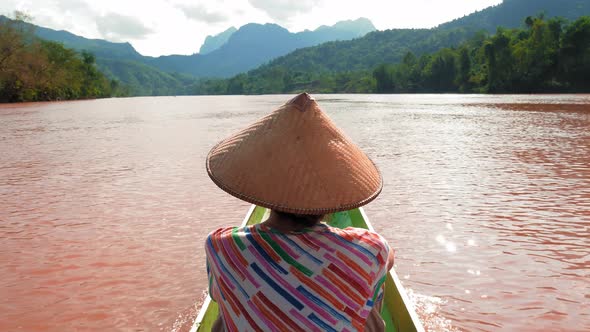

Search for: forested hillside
xmin=2 ymin=16 xmax=376 ymax=96
xmin=440 ymin=0 xmax=590 ymax=32
xmin=2 ymin=0 xmax=589 ymax=100
xmin=34 ymin=26 xmax=143 ymax=60
xmin=96 ymin=59 xmax=196 ymax=96
xmin=373 ymin=16 xmax=590 ymax=93
xmin=0 ymin=14 xmax=121 ymax=102
xmin=213 ymin=0 xmax=590 ymax=83
xmin=193 ymin=16 xmax=590 ymax=94
xmin=248 ymin=27 xmax=479 ymax=74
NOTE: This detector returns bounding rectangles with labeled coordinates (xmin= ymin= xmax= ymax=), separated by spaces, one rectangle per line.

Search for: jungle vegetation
xmin=0 ymin=12 xmax=123 ymax=102
xmin=193 ymin=16 xmax=590 ymax=94
xmin=2 ymin=12 xmax=589 ymax=101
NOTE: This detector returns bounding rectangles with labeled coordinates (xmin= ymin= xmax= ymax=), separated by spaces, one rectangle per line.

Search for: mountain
xmin=195 ymin=13 xmax=590 ymax=95
xmin=439 ymin=0 xmax=590 ymax=32
xmin=0 ymin=15 xmax=142 ymax=60
xmin=1 ymin=15 xmax=376 ymax=94
xmin=16 ymin=16 xmax=376 ymax=80
xmin=309 ymin=18 xmax=377 ymax=42
xmin=145 ymin=18 xmax=376 ymax=77
xmin=6 ymin=0 xmax=585 ymax=96
xmin=247 ymin=27 xmax=478 ymax=75
xmin=144 ymin=23 xmax=294 ymax=77
xmin=96 ymin=58 xmax=195 ymax=96
xmin=33 ymin=25 xmax=143 ymax=60
xmin=227 ymin=0 xmax=590 ymax=81
xmin=199 ymin=27 xmax=237 ymax=54
xmin=0 ymin=15 xmax=193 ymax=96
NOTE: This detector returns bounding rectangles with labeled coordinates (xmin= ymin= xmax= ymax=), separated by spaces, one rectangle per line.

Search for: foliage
xmin=194 ymin=16 xmax=590 ymax=95
xmin=190 ymin=0 xmax=590 ymax=93
xmin=439 ymin=0 xmax=590 ymax=33
xmin=4 ymin=0 xmax=590 ymax=96
xmin=0 ymin=13 xmax=122 ymax=102
xmin=371 ymin=16 xmax=590 ymax=93
xmin=4 ymin=1 xmax=590 ymax=98
xmin=250 ymin=27 xmax=479 ymax=75
xmin=190 ymin=25 xmax=481 ymax=95
xmin=96 ymin=58 xmax=196 ymax=96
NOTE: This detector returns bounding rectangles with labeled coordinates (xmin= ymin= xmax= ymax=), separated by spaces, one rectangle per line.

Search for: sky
xmin=1 ymin=0 xmax=503 ymax=57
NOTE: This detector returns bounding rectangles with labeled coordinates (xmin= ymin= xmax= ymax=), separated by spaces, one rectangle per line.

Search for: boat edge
xmin=190 ymin=205 xmax=257 ymax=332
xmin=359 ymin=208 xmax=426 ymax=332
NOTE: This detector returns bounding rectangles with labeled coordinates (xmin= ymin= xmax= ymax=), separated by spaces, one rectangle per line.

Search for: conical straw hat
xmin=206 ymin=93 xmax=382 ymax=214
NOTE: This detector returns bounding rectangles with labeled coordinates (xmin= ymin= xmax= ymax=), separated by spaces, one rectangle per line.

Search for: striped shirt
xmin=205 ymin=222 xmax=391 ymax=331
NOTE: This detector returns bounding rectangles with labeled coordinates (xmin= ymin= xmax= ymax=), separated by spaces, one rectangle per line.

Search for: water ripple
xmin=1 ymin=94 xmax=589 ymax=331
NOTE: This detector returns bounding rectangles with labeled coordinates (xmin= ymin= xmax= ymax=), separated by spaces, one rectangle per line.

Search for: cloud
xmin=248 ymin=0 xmax=323 ymax=21
xmin=96 ymin=12 xmax=153 ymax=41
xmin=55 ymin=0 xmax=93 ymax=14
xmin=177 ymin=4 xmax=228 ymax=24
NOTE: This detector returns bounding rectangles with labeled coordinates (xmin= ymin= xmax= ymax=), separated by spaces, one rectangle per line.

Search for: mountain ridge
xmin=0 ymin=15 xmax=377 ymax=94
xmin=199 ymin=27 xmax=237 ymax=55
xmin=238 ymin=0 xmax=590 ymax=79
xmin=4 ymin=0 xmax=586 ymax=96
xmin=17 ymin=16 xmax=376 ymax=78
xmin=144 ymin=18 xmax=376 ymax=77
xmin=439 ymin=0 xmax=590 ymax=31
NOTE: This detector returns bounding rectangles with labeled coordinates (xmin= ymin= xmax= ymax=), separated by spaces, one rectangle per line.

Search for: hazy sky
xmin=1 ymin=0 xmax=503 ymax=56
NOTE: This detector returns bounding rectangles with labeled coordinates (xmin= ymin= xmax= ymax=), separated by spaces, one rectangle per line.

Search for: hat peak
xmin=287 ymin=92 xmax=315 ymax=111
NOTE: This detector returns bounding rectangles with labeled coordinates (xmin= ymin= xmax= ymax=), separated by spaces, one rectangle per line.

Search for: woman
xmin=205 ymin=93 xmax=393 ymax=331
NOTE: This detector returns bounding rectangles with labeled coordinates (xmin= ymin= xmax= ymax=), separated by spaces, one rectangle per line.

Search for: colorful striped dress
xmin=205 ymin=222 xmax=391 ymax=331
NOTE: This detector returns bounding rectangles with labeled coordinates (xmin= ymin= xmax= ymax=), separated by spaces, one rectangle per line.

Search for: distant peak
xmin=332 ymin=17 xmax=375 ymax=28
xmin=232 ymin=23 xmax=290 ymax=37
xmin=313 ymin=18 xmax=376 ymax=35
xmin=239 ymin=22 xmax=285 ymax=30
xmin=199 ymin=26 xmax=237 ymax=54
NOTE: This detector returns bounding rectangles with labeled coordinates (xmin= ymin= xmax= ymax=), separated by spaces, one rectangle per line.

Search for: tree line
xmin=0 ymin=12 xmax=124 ymax=103
xmin=373 ymin=15 xmax=590 ymax=93
xmin=194 ymin=15 xmax=590 ymax=95
xmin=2 ymin=13 xmax=589 ymax=101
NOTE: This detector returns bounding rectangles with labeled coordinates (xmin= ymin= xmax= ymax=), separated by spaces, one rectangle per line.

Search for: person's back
xmin=206 ymin=221 xmax=390 ymax=331
xmin=204 ymin=92 xmax=390 ymax=331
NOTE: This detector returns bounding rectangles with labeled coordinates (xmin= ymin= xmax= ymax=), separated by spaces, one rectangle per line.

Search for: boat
xmin=191 ymin=205 xmax=425 ymax=332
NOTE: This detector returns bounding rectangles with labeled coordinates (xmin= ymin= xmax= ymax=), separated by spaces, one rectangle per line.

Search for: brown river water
xmin=1 ymin=94 xmax=589 ymax=332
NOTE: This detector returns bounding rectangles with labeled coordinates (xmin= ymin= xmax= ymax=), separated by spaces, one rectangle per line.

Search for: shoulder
xmin=332 ymin=227 xmax=391 ymax=257
xmin=339 ymin=227 xmax=389 ymax=246
xmin=205 ymin=226 xmax=253 ymax=247
xmin=206 ymin=227 xmax=236 ymax=240
xmin=205 ymin=227 xmax=237 ymax=250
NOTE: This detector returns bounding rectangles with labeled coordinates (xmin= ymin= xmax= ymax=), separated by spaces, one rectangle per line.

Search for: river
xmin=1 ymin=94 xmax=589 ymax=331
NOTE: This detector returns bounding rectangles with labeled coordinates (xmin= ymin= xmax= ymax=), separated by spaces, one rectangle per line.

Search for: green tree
xmin=422 ymin=48 xmax=458 ymax=92
xmin=373 ymin=64 xmax=395 ymax=93
xmin=484 ymin=28 xmax=514 ymax=92
xmin=559 ymin=16 xmax=590 ymax=89
xmin=227 ymin=74 xmax=246 ymax=94
xmin=0 ymin=12 xmax=117 ymax=102
xmin=456 ymin=46 xmax=472 ymax=92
